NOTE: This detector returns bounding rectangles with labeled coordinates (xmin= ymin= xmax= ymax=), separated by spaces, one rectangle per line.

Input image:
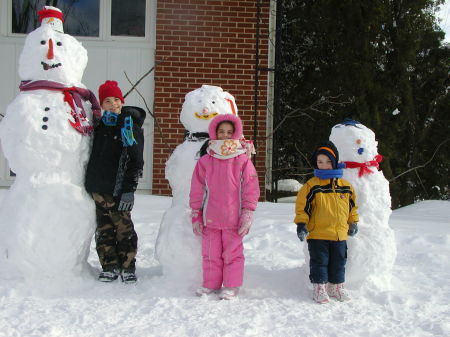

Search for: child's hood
xmin=208 ymin=113 xmax=243 ymax=140
xmin=122 ymin=106 xmax=146 ymax=128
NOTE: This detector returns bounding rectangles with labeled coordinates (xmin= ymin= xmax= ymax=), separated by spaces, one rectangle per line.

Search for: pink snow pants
xmin=202 ymin=227 xmax=244 ymax=289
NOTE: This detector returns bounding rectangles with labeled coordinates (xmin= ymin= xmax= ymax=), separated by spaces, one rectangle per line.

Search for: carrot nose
xmin=47 ymin=39 xmax=54 ymax=59
xmin=202 ymin=107 xmax=209 ymax=114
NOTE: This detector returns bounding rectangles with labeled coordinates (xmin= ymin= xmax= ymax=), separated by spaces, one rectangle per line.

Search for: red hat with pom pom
xmin=98 ymin=80 xmax=124 ymax=104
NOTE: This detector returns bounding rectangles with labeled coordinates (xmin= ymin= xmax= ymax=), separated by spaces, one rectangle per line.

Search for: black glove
xmin=118 ymin=192 xmax=134 ymax=211
xmin=348 ymin=223 xmax=358 ymax=236
xmin=296 ymin=223 xmax=308 ymax=242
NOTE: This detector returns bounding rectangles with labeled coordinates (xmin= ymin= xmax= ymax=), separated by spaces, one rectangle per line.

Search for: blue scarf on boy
xmin=314 ymin=163 xmax=345 ymax=179
xmin=102 ymin=111 xmax=137 ymax=147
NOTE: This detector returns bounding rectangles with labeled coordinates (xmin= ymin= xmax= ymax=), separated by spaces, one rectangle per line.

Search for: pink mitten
xmin=191 ymin=209 xmax=204 ymax=236
xmin=238 ymin=209 xmax=254 ymax=236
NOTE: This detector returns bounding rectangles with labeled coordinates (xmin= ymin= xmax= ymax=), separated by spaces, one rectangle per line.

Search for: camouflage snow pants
xmin=92 ymin=192 xmax=138 ymax=271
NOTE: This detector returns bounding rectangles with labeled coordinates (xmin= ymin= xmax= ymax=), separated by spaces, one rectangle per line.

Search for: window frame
xmin=6 ymin=0 xmax=153 ymax=42
xmin=1 ymin=1 xmax=6 ymax=36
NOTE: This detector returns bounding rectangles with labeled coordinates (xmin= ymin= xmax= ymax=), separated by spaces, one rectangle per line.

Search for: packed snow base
xmin=0 ymin=191 xmax=449 ymax=337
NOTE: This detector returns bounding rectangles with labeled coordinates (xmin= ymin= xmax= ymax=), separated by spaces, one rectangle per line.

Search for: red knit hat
xmin=38 ymin=6 xmax=64 ymax=22
xmin=37 ymin=6 xmax=64 ymax=33
xmin=98 ymin=80 xmax=124 ymax=104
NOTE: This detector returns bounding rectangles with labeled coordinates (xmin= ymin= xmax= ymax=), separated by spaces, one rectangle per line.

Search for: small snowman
xmin=329 ymin=119 xmax=397 ymax=290
xmin=155 ymin=85 xmax=238 ymax=287
xmin=0 ymin=7 xmax=100 ymax=284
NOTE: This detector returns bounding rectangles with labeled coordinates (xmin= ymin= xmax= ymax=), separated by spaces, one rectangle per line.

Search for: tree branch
xmin=389 ymin=138 xmax=450 ymax=181
xmin=123 ymin=71 xmax=172 ymax=152
xmin=123 ymin=57 xmax=167 ymax=99
xmin=265 ymin=95 xmax=351 ymax=140
xmin=294 ymin=142 xmax=314 ymax=169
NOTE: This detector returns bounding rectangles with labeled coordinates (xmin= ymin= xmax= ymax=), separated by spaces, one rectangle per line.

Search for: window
xmin=12 ymin=0 xmax=100 ymax=37
xmin=10 ymin=0 xmax=152 ymax=40
xmin=111 ymin=0 xmax=146 ymax=37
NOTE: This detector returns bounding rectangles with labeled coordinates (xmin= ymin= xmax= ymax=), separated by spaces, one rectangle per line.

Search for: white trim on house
xmin=265 ymin=0 xmax=277 ymax=193
xmin=0 ymin=0 xmax=6 ymax=36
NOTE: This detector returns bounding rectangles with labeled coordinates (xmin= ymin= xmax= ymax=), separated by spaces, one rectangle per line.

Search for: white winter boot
xmin=327 ymin=283 xmax=351 ymax=301
xmin=195 ymin=287 xmax=217 ymax=296
xmin=219 ymin=287 xmax=240 ymax=300
xmin=313 ymin=283 xmax=330 ymax=304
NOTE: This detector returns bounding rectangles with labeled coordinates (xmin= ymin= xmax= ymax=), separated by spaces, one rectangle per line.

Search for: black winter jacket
xmin=85 ymin=106 xmax=145 ymax=196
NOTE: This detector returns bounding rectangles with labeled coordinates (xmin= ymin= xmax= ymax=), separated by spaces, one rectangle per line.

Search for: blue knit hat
xmin=312 ymin=141 xmax=339 ymax=169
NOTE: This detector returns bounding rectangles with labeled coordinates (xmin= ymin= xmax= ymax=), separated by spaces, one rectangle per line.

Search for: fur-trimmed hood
xmin=208 ymin=114 xmax=243 ymax=140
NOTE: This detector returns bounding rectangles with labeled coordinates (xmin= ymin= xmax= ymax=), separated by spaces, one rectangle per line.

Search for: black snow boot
xmin=121 ymin=269 xmax=137 ymax=284
xmin=98 ymin=267 xmax=120 ymax=282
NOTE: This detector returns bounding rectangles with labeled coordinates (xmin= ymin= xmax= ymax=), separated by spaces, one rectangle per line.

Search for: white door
xmin=0 ymin=0 xmax=156 ymax=191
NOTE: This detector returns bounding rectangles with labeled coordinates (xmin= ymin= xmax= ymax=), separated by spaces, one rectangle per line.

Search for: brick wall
xmin=153 ymin=0 xmax=270 ymax=197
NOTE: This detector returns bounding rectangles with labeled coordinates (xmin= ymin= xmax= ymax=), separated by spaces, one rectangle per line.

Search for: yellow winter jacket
xmin=294 ymin=177 xmax=359 ymax=241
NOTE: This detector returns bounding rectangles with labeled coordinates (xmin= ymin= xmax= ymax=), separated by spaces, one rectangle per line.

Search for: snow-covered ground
xmin=0 ymin=190 xmax=449 ymax=337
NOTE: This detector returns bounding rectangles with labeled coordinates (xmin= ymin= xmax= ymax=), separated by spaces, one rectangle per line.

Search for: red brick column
xmin=153 ymin=0 xmax=270 ymax=198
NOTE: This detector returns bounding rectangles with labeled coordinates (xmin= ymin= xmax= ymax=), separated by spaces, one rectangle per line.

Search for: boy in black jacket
xmin=85 ymin=80 xmax=145 ymax=283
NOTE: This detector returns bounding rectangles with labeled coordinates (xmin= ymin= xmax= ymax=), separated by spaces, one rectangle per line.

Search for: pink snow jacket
xmin=189 ymin=114 xmax=260 ymax=229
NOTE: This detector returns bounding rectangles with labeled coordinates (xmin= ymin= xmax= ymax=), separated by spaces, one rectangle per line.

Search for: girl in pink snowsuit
xmin=189 ymin=114 xmax=260 ymax=299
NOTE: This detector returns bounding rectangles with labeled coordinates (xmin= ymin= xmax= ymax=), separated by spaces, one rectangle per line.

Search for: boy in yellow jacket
xmin=294 ymin=141 xmax=359 ymax=303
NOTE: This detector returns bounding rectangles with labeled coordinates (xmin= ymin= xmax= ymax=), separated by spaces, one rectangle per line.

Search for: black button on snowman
xmin=42 ymin=107 xmax=50 ymax=130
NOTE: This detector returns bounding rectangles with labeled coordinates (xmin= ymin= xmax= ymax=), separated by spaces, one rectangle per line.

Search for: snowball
xmin=277 ymin=179 xmax=302 ymax=193
xmin=19 ymin=26 xmax=88 ymax=86
xmin=180 ymin=85 xmax=237 ymax=133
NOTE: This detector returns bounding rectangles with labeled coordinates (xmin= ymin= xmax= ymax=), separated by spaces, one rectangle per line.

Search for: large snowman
xmin=329 ymin=119 xmax=397 ymax=290
xmin=0 ymin=7 xmax=99 ymax=284
xmin=155 ymin=85 xmax=238 ymax=287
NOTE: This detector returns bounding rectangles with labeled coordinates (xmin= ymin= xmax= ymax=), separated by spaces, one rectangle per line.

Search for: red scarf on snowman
xmin=343 ymin=154 xmax=383 ymax=177
xmin=19 ymin=80 xmax=101 ymax=136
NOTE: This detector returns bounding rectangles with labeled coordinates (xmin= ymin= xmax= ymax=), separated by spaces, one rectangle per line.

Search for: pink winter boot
xmin=313 ymin=283 xmax=329 ymax=304
xmin=327 ymin=283 xmax=351 ymax=301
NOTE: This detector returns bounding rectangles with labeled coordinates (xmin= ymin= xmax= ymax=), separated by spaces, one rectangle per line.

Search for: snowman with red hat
xmin=155 ymin=85 xmax=241 ymax=288
xmin=0 ymin=6 xmax=100 ymax=285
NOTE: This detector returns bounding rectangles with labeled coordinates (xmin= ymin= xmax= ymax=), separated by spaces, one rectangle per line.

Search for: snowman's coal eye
xmin=56 ymin=41 xmax=62 ymax=46
xmin=212 ymin=101 xmax=215 ymax=104
xmin=40 ymin=40 xmax=46 ymax=45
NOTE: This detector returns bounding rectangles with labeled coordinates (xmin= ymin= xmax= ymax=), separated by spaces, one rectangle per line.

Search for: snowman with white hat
xmin=155 ymin=85 xmax=240 ymax=289
xmin=0 ymin=6 xmax=100 ymax=285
